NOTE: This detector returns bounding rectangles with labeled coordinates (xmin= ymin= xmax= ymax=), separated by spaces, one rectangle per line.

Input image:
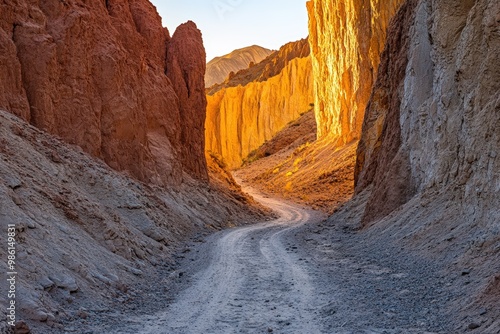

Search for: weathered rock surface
xmin=205 ymin=39 xmax=314 ymax=169
xmin=0 ymin=0 xmax=207 ymax=185
xmin=355 ymin=0 xmax=419 ymax=222
xmin=0 ymin=110 xmax=267 ymax=333
xmin=340 ymin=0 xmax=499 ymax=329
xmin=307 ymin=0 xmax=404 ymax=142
xmin=166 ymin=21 xmax=208 ymax=181
xmin=205 ymin=45 xmax=273 ymax=87
xmin=356 ymin=0 xmax=500 ymax=224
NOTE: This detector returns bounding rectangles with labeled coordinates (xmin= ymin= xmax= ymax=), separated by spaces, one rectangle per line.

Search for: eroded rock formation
xmin=0 ymin=0 xmax=208 ymax=184
xmin=355 ymin=0 xmax=500 ymax=224
xmin=205 ymin=45 xmax=273 ymax=87
xmin=205 ymin=39 xmax=314 ymax=169
xmin=307 ymin=0 xmax=404 ymax=142
xmin=309 ymin=0 xmax=499 ymax=328
xmin=167 ymin=22 xmax=208 ymax=181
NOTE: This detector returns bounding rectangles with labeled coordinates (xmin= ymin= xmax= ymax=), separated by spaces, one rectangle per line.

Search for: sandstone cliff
xmin=205 ymin=39 xmax=314 ymax=169
xmin=356 ymin=0 xmax=500 ymax=225
xmin=205 ymin=45 xmax=273 ymax=87
xmin=0 ymin=0 xmax=207 ymax=185
xmin=307 ymin=0 xmax=404 ymax=142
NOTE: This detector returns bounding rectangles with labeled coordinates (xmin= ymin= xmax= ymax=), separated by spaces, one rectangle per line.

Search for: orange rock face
xmin=205 ymin=39 xmax=314 ymax=169
xmin=0 ymin=0 xmax=207 ymax=185
xmin=307 ymin=0 xmax=404 ymax=142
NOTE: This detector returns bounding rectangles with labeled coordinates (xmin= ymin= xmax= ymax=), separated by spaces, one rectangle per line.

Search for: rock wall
xmin=167 ymin=22 xmax=208 ymax=181
xmin=355 ymin=0 xmax=500 ymax=223
xmin=0 ymin=0 xmax=208 ymax=184
xmin=206 ymin=39 xmax=314 ymax=169
xmin=307 ymin=0 xmax=404 ymax=142
xmin=0 ymin=109 xmax=268 ymax=332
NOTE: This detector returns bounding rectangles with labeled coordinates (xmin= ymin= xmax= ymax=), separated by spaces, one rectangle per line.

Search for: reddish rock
xmin=205 ymin=39 xmax=313 ymax=169
xmin=167 ymin=21 xmax=208 ymax=181
xmin=0 ymin=0 xmax=208 ymax=185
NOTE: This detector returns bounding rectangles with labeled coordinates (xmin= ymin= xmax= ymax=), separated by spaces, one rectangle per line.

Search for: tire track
xmin=136 ymin=190 xmax=326 ymax=333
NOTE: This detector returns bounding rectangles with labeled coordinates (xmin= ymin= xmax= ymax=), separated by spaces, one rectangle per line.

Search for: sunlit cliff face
xmin=307 ymin=0 xmax=404 ymax=143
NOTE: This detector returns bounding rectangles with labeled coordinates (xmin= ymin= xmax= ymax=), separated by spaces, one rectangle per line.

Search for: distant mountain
xmin=205 ymin=45 xmax=273 ymax=87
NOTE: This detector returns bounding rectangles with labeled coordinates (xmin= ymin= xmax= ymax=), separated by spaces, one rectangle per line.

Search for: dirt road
xmin=135 ymin=190 xmax=328 ymax=334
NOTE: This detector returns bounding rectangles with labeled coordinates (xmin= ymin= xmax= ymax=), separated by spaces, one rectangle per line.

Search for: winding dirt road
xmin=110 ymin=184 xmax=451 ymax=334
xmin=136 ymin=191 xmax=328 ymax=334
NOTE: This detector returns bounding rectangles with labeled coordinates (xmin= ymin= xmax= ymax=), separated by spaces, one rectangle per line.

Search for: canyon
xmin=0 ymin=0 xmax=498 ymax=333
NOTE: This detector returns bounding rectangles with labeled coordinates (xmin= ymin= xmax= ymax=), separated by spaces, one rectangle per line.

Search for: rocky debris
xmin=0 ymin=110 xmax=268 ymax=333
xmin=243 ymin=110 xmax=317 ymax=165
xmin=14 ymin=321 xmax=31 ymax=334
xmin=0 ymin=0 xmax=208 ymax=186
xmin=468 ymin=322 xmax=481 ymax=330
xmin=206 ymin=39 xmax=314 ymax=169
xmin=205 ymin=45 xmax=273 ymax=87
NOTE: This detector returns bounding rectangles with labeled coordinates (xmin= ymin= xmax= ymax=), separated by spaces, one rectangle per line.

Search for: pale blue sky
xmin=150 ymin=0 xmax=309 ymax=61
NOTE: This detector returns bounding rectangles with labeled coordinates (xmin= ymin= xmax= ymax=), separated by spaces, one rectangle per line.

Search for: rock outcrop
xmin=333 ymin=0 xmax=499 ymax=329
xmin=205 ymin=45 xmax=273 ymax=87
xmin=0 ymin=0 xmax=208 ymax=185
xmin=307 ymin=0 xmax=404 ymax=142
xmin=166 ymin=22 xmax=208 ymax=181
xmin=355 ymin=0 xmax=500 ymax=224
xmin=205 ymin=39 xmax=314 ymax=169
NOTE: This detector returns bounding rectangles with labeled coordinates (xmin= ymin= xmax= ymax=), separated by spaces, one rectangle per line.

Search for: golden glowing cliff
xmin=205 ymin=39 xmax=313 ymax=169
xmin=307 ymin=0 xmax=404 ymax=142
xmin=205 ymin=45 xmax=273 ymax=87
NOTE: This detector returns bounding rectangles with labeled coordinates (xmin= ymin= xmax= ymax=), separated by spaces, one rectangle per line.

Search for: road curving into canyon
xmin=136 ymin=187 xmax=328 ymax=334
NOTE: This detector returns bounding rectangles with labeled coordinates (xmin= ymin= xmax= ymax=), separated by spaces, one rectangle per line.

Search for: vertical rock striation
xmin=355 ymin=0 xmax=500 ymax=223
xmin=205 ymin=39 xmax=314 ymax=169
xmin=0 ymin=0 xmax=208 ymax=185
xmin=307 ymin=0 xmax=404 ymax=143
xmin=205 ymin=45 xmax=273 ymax=87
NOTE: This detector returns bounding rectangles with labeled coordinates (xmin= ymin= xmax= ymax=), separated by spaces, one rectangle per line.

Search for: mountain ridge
xmin=205 ymin=45 xmax=273 ymax=87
